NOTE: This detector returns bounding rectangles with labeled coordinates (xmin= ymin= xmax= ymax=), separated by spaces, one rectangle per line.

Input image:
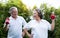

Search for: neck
xmin=36 ymin=17 xmax=41 ymax=22
xmin=12 ymin=16 xmax=17 ymax=19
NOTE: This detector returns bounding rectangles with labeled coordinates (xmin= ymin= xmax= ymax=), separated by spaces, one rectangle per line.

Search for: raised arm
xmin=3 ymin=17 xmax=10 ymax=31
xmin=51 ymin=19 xmax=55 ymax=31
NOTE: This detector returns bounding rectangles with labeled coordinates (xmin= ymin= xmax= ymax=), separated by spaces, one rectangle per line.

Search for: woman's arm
xmin=24 ymin=28 xmax=31 ymax=37
xmin=51 ymin=19 xmax=55 ymax=31
xmin=22 ymin=31 xmax=25 ymax=37
xmin=24 ymin=28 xmax=33 ymax=38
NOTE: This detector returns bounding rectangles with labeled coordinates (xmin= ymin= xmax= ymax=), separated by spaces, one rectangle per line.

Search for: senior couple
xmin=4 ymin=7 xmax=55 ymax=38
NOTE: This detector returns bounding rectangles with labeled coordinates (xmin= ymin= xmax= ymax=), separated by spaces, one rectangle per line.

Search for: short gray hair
xmin=9 ymin=7 xmax=18 ymax=13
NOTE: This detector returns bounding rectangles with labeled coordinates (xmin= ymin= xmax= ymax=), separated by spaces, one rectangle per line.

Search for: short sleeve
xmin=23 ymin=20 xmax=32 ymax=30
xmin=21 ymin=17 xmax=27 ymax=27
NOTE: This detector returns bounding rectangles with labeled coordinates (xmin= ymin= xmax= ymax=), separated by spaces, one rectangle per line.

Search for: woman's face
xmin=33 ymin=10 xmax=39 ymax=19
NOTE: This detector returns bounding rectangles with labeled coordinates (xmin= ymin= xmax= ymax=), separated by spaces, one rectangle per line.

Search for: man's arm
xmin=22 ymin=17 xmax=27 ymax=37
xmin=3 ymin=17 xmax=10 ymax=31
xmin=22 ymin=17 xmax=33 ymax=38
xmin=3 ymin=23 xmax=9 ymax=31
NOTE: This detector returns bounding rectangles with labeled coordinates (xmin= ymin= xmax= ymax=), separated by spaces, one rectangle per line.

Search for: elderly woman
xmin=4 ymin=7 xmax=27 ymax=38
xmin=23 ymin=9 xmax=55 ymax=38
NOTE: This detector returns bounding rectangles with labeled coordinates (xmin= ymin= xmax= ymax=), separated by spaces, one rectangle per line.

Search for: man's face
xmin=11 ymin=9 xmax=18 ymax=18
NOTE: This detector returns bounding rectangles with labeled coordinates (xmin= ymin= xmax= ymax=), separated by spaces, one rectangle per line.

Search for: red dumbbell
xmin=5 ymin=17 xmax=10 ymax=25
xmin=50 ymin=12 xmax=55 ymax=20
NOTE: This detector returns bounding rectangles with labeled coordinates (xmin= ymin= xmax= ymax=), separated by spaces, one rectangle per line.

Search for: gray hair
xmin=9 ymin=7 xmax=18 ymax=13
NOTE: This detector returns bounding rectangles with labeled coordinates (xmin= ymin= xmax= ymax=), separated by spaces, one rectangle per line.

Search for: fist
xmin=5 ymin=17 xmax=10 ymax=25
xmin=50 ymin=12 xmax=55 ymax=20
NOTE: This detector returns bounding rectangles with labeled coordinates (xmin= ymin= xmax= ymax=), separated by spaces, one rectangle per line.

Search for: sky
xmin=0 ymin=0 xmax=60 ymax=9
xmin=22 ymin=0 xmax=60 ymax=9
xmin=0 ymin=0 xmax=8 ymax=4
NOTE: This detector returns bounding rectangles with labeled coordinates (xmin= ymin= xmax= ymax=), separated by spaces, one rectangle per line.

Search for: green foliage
xmin=0 ymin=0 xmax=60 ymax=38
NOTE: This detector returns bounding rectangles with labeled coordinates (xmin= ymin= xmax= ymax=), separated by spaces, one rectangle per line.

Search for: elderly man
xmin=4 ymin=7 xmax=27 ymax=38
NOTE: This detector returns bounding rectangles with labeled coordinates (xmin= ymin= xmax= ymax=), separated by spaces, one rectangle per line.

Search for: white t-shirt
xmin=4 ymin=16 xmax=27 ymax=38
xmin=24 ymin=19 xmax=51 ymax=38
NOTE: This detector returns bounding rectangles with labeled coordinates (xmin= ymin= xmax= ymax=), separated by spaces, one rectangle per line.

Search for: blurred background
xmin=0 ymin=0 xmax=60 ymax=38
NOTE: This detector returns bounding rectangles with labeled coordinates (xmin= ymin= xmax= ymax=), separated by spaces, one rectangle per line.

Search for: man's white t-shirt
xmin=4 ymin=16 xmax=27 ymax=38
xmin=24 ymin=19 xmax=51 ymax=38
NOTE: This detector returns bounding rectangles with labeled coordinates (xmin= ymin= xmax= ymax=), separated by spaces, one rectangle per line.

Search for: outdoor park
xmin=0 ymin=0 xmax=60 ymax=38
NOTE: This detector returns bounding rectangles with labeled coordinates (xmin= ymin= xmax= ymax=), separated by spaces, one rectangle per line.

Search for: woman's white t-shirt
xmin=24 ymin=19 xmax=51 ymax=38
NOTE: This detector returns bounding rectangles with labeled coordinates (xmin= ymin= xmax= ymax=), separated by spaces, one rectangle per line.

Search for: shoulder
xmin=42 ymin=19 xmax=50 ymax=25
xmin=18 ymin=16 xmax=26 ymax=21
xmin=9 ymin=16 xmax=12 ymax=20
xmin=18 ymin=16 xmax=24 ymax=19
xmin=41 ymin=19 xmax=49 ymax=23
xmin=28 ymin=20 xmax=35 ymax=23
xmin=18 ymin=16 xmax=23 ymax=18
